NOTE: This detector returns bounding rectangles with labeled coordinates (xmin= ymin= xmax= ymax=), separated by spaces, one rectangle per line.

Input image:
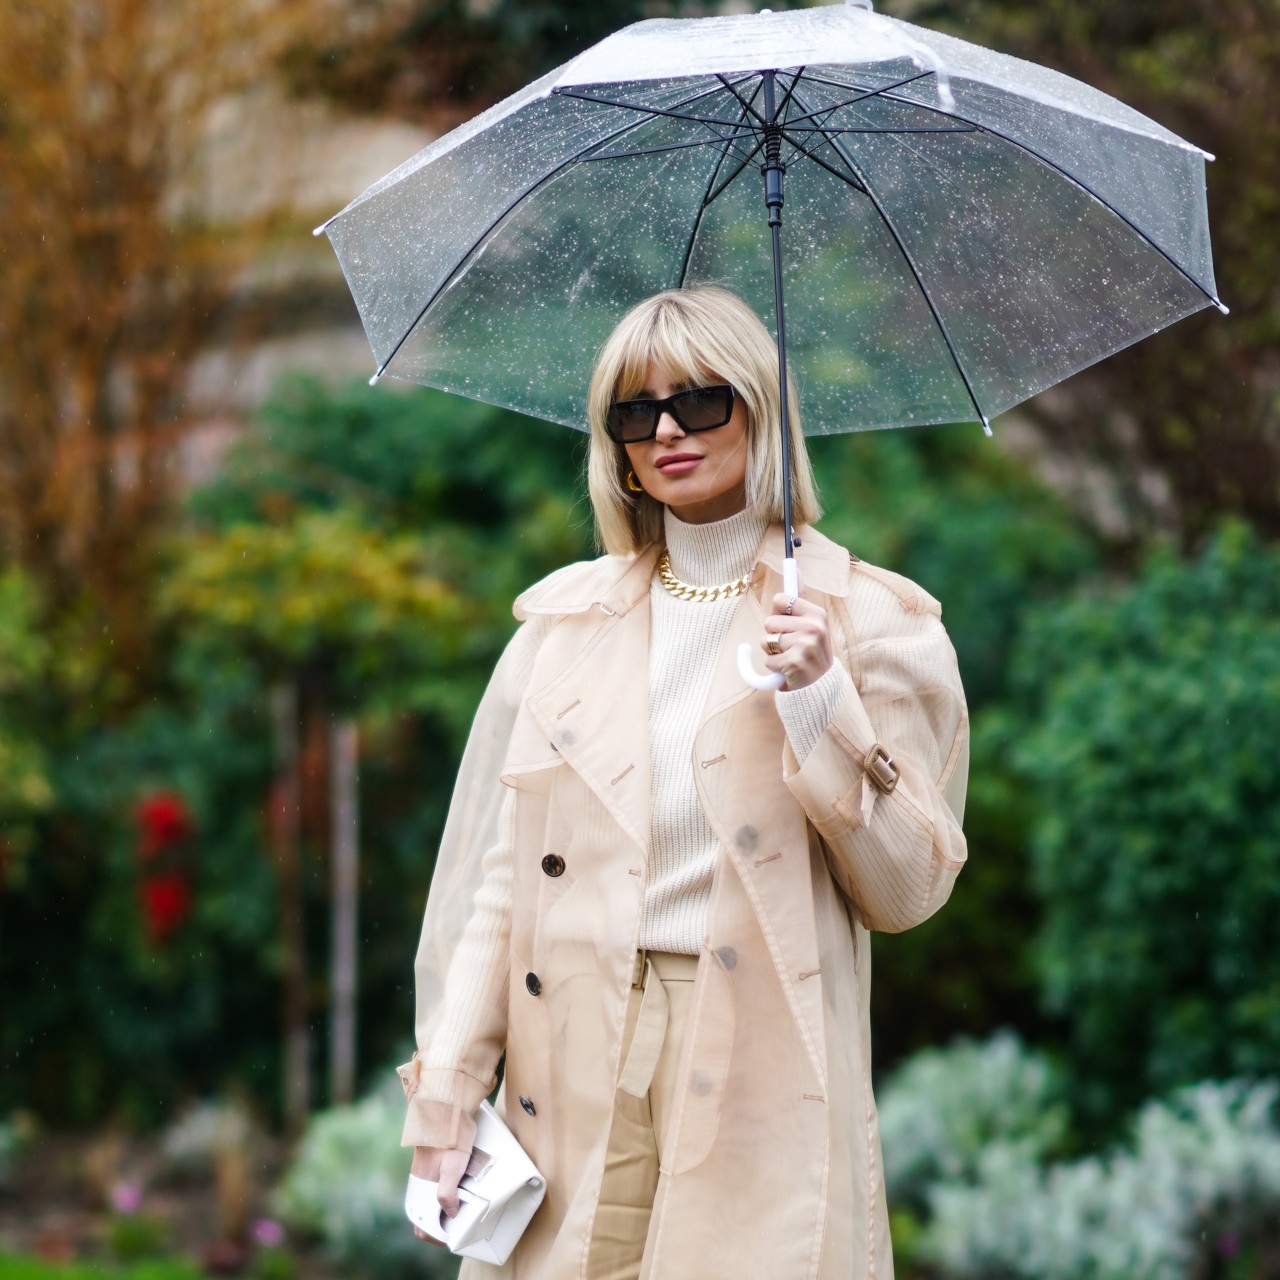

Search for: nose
xmin=654 ymin=410 xmax=685 ymax=443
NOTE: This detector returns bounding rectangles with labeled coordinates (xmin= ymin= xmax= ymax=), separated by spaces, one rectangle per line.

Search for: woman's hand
xmin=410 ymin=1144 xmax=473 ymax=1245
xmin=762 ymin=593 xmax=834 ymax=691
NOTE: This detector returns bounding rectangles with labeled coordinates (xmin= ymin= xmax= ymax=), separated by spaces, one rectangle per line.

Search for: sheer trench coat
xmin=397 ymin=523 xmax=969 ymax=1280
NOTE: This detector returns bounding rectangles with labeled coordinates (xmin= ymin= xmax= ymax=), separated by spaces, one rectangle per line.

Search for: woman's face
xmin=622 ymin=360 xmax=750 ymax=525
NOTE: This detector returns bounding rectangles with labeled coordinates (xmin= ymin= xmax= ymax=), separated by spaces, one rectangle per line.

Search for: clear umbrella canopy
xmin=318 ymin=1 xmax=1224 ymax=436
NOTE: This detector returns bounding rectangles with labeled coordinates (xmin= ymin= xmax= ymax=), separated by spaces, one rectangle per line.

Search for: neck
xmin=662 ymin=506 xmax=765 ymax=587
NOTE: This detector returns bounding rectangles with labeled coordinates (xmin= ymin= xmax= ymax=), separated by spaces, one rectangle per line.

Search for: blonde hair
xmin=586 ymin=286 xmax=820 ymax=556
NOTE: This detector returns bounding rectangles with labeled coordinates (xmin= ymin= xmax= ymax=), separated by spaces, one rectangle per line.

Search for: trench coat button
xmin=541 ymin=853 xmax=565 ymax=877
xmin=519 ymin=1095 xmax=537 ymax=1116
xmin=525 ymin=972 xmax=542 ymax=996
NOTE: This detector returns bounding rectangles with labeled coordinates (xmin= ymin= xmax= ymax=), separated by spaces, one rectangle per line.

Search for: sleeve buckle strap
xmin=864 ymin=743 xmax=899 ymax=795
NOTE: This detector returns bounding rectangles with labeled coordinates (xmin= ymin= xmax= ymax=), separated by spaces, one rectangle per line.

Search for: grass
xmin=0 ymin=1257 xmax=203 ymax=1280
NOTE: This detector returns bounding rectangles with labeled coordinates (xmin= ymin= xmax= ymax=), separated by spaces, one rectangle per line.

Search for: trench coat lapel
xmin=525 ymin=551 xmax=656 ymax=855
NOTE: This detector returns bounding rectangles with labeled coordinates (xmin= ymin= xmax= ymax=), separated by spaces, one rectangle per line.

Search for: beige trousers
xmin=585 ymin=950 xmax=699 ymax=1280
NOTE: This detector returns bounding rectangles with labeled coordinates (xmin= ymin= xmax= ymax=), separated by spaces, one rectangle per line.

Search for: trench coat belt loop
xmin=617 ymin=954 xmax=669 ymax=1100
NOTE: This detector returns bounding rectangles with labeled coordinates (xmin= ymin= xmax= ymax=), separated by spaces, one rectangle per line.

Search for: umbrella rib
xmin=580 ymin=133 xmax=757 ymax=163
xmin=677 ymin=95 xmax=757 ymax=287
xmin=777 ymin=130 xmax=866 ymax=193
xmin=790 ymin=85 xmax=992 ymax=432
xmin=703 ymin=135 xmax=767 ymax=208
xmin=715 ymin=73 xmax=768 ymax=128
xmin=779 ymin=70 xmax=934 ymax=129
xmin=785 ymin=125 xmax=977 ymax=135
xmin=802 ymin=75 xmax=1223 ymax=308
xmin=371 ymin=80 xmax=746 ymax=381
xmin=552 ymin=85 xmax=761 ymax=133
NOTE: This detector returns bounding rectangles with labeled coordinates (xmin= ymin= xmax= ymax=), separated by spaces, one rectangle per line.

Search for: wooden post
xmin=270 ymin=679 xmax=309 ymax=1137
xmin=329 ymin=716 xmax=360 ymax=1105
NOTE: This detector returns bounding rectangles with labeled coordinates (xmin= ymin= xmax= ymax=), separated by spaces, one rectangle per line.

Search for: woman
xmin=399 ymin=286 xmax=969 ymax=1279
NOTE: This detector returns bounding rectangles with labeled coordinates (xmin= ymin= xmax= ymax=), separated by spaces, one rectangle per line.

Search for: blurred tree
xmin=0 ymin=568 xmax=54 ymax=882
xmin=1013 ymin=522 xmax=1280 ymax=1121
xmin=0 ymin=0 xmax=317 ymax=667
xmin=943 ymin=0 xmax=1280 ymax=546
xmin=281 ymin=0 xmax=815 ymax=119
xmin=161 ymin=507 xmax=472 ymax=1133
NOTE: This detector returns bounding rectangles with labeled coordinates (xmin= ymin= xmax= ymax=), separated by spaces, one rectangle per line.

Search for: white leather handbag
xmin=404 ymin=1100 xmax=547 ymax=1265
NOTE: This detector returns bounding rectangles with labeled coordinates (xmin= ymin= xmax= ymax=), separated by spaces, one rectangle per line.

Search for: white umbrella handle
xmin=737 ymin=558 xmax=799 ymax=691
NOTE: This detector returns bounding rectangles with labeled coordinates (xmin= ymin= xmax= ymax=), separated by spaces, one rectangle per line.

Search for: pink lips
xmin=655 ymin=453 xmax=702 ymax=475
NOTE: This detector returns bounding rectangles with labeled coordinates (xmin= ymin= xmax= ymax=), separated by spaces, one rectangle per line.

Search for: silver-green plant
xmin=878 ymin=1029 xmax=1070 ymax=1211
xmin=921 ymin=1079 xmax=1280 ymax=1280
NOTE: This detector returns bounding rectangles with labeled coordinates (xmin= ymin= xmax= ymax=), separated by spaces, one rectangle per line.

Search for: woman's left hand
xmin=762 ymin=593 xmax=834 ymax=691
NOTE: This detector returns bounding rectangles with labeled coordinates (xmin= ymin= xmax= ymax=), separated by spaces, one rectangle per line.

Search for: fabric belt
xmin=618 ymin=950 xmax=698 ymax=1100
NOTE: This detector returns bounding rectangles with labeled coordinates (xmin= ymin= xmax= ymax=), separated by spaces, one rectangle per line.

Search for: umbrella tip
xmin=1215 ymin=299 xmax=1230 ymax=316
xmin=369 ymin=370 xmax=383 ymax=386
xmin=981 ymin=417 xmax=993 ymax=438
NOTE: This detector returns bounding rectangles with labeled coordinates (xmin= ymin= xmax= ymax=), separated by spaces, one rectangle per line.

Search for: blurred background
xmin=0 ymin=0 xmax=1277 ymax=1277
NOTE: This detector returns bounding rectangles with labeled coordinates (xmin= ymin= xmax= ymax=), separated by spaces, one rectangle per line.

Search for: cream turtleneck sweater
xmin=640 ymin=508 xmax=848 ymax=954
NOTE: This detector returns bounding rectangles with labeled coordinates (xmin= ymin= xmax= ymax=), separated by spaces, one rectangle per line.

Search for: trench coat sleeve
xmin=396 ymin=618 xmax=548 ymax=1151
xmin=782 ymin=592 xmax=969 ymax=934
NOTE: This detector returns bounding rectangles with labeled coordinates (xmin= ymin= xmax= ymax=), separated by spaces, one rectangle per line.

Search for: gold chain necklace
xmin=657 ymin=551 xmax=754 ymax=603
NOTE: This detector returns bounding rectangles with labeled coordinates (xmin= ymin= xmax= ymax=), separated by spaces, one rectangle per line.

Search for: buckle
xmin=864 ymin=743 xmax=899 ymax=795
xmin=632 ymin=948 xmax=648 ymax=989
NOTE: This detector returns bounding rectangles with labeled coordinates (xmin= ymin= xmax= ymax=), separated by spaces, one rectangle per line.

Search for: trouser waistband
xmin=631 ymin=947 xmax=699 ymax=988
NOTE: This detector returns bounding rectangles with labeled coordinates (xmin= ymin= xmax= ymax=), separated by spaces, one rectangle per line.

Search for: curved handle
xmin=737 ymin=557 xmax=800 ymax=691
xmin=737 ymin=642 xmax=785 ymax=691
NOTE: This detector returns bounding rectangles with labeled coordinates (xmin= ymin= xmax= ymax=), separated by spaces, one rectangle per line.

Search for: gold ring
xmin=767 ymin=635 xmax=782 ymax=656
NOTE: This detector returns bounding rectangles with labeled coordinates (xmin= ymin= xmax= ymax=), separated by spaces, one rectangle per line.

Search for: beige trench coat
xmin=398 ymin=523 xmax=969 ymax=1280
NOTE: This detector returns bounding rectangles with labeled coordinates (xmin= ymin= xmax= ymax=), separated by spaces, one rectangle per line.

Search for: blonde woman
xmin=400 ymin=286 xmax=969 ymax=1279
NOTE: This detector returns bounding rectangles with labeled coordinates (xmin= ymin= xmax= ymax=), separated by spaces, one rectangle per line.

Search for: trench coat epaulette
xmin=846 ymin=554 xmax=944 ymax=619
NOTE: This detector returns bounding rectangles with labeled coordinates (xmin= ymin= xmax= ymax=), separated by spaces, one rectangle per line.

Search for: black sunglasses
xmin=604 ymin=384 xmax=736 ymax=444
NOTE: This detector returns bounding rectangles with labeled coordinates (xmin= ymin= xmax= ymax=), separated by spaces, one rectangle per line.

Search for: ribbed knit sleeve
xmin=775 ymin=660 xmax=850 ymax=765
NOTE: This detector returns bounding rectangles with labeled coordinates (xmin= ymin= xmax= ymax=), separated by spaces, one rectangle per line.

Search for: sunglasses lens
xmin=674 ymin=385 xmax=733 ymax=430
xmin=606 ymin=402 xmax=657 ymax=443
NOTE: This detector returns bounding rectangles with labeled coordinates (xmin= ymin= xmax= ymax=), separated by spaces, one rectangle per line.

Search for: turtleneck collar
xmin=662 ymin=505 xmax=766 ymax=588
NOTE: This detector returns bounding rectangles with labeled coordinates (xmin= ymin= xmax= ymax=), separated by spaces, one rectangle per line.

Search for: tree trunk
xmin=329 ymin=716 xmax=360 ymax=1105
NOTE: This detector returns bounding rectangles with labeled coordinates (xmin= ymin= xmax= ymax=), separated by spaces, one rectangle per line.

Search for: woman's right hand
xmin=410 ymin=1144 xmax=473 ymax=1245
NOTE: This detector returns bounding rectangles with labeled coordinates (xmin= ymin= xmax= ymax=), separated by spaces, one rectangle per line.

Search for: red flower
xmin=139 ymin=872 xmax=192 ymax=943
xmin=136 ymin=792 xmax=193 ymax=861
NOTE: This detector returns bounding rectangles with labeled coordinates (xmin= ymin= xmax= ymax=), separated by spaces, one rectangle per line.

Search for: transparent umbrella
xmin=316 ymin=0 xmax=1225 ymax=677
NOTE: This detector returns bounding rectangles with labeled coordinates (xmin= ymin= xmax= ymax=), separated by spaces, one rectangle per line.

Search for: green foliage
xmin=1013 ymin=523 xmax=1280 ymax=1114
xmin=920 ymin=1080 xmax=1280 ymax=1280
xmin=274 ymin=1074 xmax=454 ymax=1279
xmin=161 ymin=509 xmax=471 ymax=709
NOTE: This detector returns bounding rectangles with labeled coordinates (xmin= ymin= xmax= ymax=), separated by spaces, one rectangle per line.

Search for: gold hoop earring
xmin=625 ymin=470 xmax=645 ymax=494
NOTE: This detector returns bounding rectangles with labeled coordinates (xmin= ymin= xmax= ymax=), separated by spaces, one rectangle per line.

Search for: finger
xmin=437 ymin=1147 xmax=470 ymax=1218
xmin=771 ymin=592 xmax=821 ymax=617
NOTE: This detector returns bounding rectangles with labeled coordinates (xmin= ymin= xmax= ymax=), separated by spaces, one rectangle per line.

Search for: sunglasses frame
xmin=604 ymin=384 xmax=736 ymax=444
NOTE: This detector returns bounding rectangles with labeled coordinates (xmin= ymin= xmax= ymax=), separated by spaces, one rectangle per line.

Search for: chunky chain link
xmin=657 ymin=551 xmax=754 ymax=603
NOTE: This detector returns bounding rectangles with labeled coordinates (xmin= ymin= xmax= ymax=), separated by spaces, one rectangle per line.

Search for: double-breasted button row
xmin=541 ymin=853 xmax=565 ymax=877
xmin=525 ymin=972 xmax=542 ymax=996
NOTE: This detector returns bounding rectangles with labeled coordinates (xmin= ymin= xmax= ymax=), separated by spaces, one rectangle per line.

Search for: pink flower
xmin=110 ymin=1182 xmax=143 ymax=1215
xmin=251 ymin=1219 xmax=286 ymax=1248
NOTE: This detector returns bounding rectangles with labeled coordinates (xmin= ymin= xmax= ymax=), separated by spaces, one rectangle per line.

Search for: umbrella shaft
xmin=762 ymin=72 xmax=795 ymax=561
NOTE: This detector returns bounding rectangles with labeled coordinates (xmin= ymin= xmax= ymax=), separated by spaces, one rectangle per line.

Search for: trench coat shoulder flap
xmin=512 ymin=550 xmax=652 ymax=619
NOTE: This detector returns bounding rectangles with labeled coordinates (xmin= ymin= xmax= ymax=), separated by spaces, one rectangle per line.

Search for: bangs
xmin=608 ymin=304 xmax=723 ymax=401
